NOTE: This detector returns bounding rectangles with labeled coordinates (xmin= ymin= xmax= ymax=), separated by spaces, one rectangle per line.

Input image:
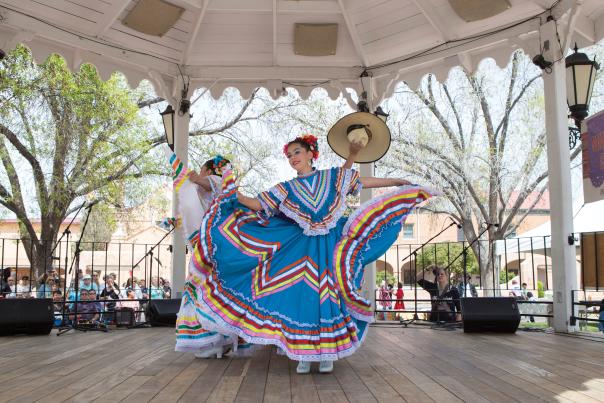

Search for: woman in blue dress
xmin=190 ymin=134 xmax=435 ymax=373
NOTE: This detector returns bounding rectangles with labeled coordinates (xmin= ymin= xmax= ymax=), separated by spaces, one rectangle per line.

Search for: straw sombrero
xmin=327 ymin=112 xmax=391 ymax=163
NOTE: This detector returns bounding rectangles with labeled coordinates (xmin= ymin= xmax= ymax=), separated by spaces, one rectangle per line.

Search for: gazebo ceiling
xmin=0 ymin=0 xmax=603 ymax=100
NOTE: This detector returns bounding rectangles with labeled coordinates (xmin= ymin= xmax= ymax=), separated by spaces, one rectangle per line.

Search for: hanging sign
xmin=582 ymin=110 xmax=604 ymax=204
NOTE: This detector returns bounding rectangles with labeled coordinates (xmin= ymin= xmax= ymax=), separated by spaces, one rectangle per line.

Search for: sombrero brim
xmin=327 ymin=112 xmax=391 ymax=163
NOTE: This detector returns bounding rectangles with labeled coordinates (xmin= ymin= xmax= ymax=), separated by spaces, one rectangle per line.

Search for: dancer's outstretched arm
xmin=342 ymin=141 xmax=364 ymax=169
xmin=360 ymin=177 xmax=410 ymax=189
xmin=188 ymin=172 xmax=212 ymax=191
xmin=237 ymin=192 xmax=263 ymax=211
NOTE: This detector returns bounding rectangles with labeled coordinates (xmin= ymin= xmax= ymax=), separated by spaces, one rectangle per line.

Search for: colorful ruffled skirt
xmin=185 ymin=171 xmax=434 ymax=362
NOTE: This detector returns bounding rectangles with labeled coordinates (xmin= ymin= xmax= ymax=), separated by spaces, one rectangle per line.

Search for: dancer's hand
xmin=349 ymin=140 xmax=364 ymax=155
xmin=396 ymin=178 xmax=411 ymax=186
xmin=343 ymin=141 xmax=365 ymax=169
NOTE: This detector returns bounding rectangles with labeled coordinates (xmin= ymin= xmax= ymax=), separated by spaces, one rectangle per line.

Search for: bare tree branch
xmin=138 ymin=97 xmax=164 ymax=109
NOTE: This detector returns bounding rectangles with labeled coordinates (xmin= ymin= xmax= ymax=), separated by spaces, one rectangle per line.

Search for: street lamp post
xmin=566 ymin=44 xmax=600 ymax=149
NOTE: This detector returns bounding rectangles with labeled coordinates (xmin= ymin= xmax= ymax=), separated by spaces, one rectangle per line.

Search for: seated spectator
xmin=100 ymin=278 xmax=120 ymax=313
xmin=456 ymin=274 xmax=478 ymax=298
xmin=150 ymin=276 xmax=165 ymax=299
xmin=118 ymin=288 xmax=141 ymax=322
xmin=18 ymin=275 xmax=34 ymax=298
xmin=123 ymin=278 xmax=143 ymax=299
xmin=52 ymin=290 xmax=65 ymax=326
xmin=598 ymin=299 xmax=604 ymax=333
xmin=417 ymin=265 xmax=461 ymax=322
xmin=37 ymin=274 xmax=55 ymax=299
xmin=162 ymin=278 xmax=172 ymax=299
xmin=5 ymin=276 xmax=17 ymax=298
xmin=0 ymin=269 xmax=11 ymax=298
xmin=138 ymin=278 xmax=148 ymax=299
xmin=521 ymin=282 xmax=529 ymax=300
xmin=75 ymin=289 xmax=101 ymax=323
xmin=526 ymin=291 xmax=537 ymax=323
xmin=79 ymin=274 xmax=96 ymax=292
xmin=509 ymin=279 xmax=521 ymax=298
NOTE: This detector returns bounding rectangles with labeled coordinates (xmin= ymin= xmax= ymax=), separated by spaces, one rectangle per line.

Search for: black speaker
xmin=114 ymin=308 xmax=135 ymax=327
xmin=0 ymin=298 xmax=54 ymax=336
xmin=146 ymin=299 xmax=180 ymax=326
xmin=461 ymin=297 xmax=520 ymax=333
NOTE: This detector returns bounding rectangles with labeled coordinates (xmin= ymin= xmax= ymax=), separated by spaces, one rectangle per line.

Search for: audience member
xmin=394 ymin=282 xmax=405 ymax=311
xmin=149 ymin=276 xmax=165 ymax=299
xmin=18 ymin=276 xmax=34 ymax=297
xmin=417 ymin=265 xmax=462 ymax=322
xmin=36 ymin=274 xmax=54 ymax=298
xmin=598 ymin=299 xmax=604 ymax=333
xmin=118 ymin=289 xmax=141 ymax=322
xmin=52 ymin=290 xmax=65 ymax=326
xmin=521 ymin=282 xmax=529 ymax=300
xmin=378 ymin=280 xmax=391 ymax=312
xmin=162 ymin=278 xmax=172 ymax=299
xmin=0 ymin=269 xmax=11 ymax=297
xmin=100 ymin=278 xmax=120 ymax=313
xmin=457 ymin=274 xmax=478 ymax=298
xmin=526 ymin=291 xmax=537 ymax=322
xmin=510 ymin=279 xmax=521 ymax=298
xmin=76 ymin=289 xmax=101 ymax=323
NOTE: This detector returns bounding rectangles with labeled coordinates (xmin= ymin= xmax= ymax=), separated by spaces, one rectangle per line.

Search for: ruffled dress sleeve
xmin=341 ymin=167 xmax=362 ymax=196
xmin=257 ymin=183 xmax=288 ymax=217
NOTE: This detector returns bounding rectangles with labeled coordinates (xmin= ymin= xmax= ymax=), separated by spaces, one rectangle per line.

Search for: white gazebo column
xmin=360 ymin=163 xmax=376 ymax=307
xmin=170 ymin=110 xmax=190 ymax=299
xmin=541 ymin=20 xmax=577 ymax=332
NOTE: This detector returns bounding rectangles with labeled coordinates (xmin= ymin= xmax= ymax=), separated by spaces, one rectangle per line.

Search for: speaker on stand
xmin=460 ymin=297 xmax=520 ymax=333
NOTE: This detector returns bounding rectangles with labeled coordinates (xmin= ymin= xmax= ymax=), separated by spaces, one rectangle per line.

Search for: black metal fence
xmin=373 ymin=231 xmax=604 ymax=328
xmin=0 ymin=238 xmax=174 ymax=329
xmin=0 ymin=231 xmax=602 ymax=330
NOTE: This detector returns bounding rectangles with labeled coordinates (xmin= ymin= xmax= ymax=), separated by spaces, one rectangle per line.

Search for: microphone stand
xmin=57 ymin=203 xmax=105 ymax=335
xmin=398 ymin=220 xmax=459 ymax=326
xmin=128 ymin=224 xmax=175 ymax=329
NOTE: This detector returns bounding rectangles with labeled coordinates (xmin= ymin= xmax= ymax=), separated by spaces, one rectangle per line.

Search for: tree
xmin=0 ymin=46 xmax=263 ymax=278
xmin=382 ymin=50 xmax=584 ymax=295
xmin=79 ymin=203 xmax=118 ymax=251
xmin=416 ymin=242 xmax=479 ymax=279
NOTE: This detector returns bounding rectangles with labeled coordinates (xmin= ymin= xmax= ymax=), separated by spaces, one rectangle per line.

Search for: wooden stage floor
xmin=0 ymin=324 xmax=603 ymax=403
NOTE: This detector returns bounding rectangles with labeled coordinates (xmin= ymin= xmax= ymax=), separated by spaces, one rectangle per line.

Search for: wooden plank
xmin=39 ymin=331 xmax=178 ymax=402
xmin=345 ymin=349 xmax=405 ymax=402
xmin=177 ymin=356 xmax=230 ymax=402
xmin=3 ymin=323 xmax=604 ymax=403
xmin=92 ymin=376 xmax=153 ymax=403
xmin=311 ymin=371 xmax=349 ymax=403
xmin=332 ymin=359 xmax=378 ymax=403
xmin=3 ymin=330 xmax=163 ymax=403
xmin=125 ymin=354 xmax=198 ymax=403
xmin=235 ymin=347 xmax=270 ymax=403
xmin=262 ymin=348 xmax=291 ymax=403
xmin=149 ymin=359 xmax=208 ymax=403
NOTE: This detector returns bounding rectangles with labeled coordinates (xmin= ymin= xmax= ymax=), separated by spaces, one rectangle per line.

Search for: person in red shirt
xmin=394 ymin=282 xmax=405 ymax=311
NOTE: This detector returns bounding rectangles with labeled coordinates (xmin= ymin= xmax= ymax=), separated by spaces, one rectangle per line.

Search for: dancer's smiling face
xmin=286 ymin=143 xmax=313 ymax=174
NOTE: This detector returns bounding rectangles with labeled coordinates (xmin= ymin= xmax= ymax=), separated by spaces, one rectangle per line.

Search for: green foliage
xmin=0 ymin=45 xmax=165 ymax=275
xmin=416 ymin=242 xmax=479 ymax=277
xmin=80 ymin=203 xmax=118 ymax=251
xmin=537 ymin=280 xmax=545 ymax=298
xmin=0 ymin=46 xmax=162 ymax=211
xmin=500 ymin=268 xmax=516 ymax=284
xmin=376 ymin=271 xmax=396 ymax=287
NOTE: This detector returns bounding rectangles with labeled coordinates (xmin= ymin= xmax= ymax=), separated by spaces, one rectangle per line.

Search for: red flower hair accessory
xmin=283 ymin=134 xmax=320 ymax=160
